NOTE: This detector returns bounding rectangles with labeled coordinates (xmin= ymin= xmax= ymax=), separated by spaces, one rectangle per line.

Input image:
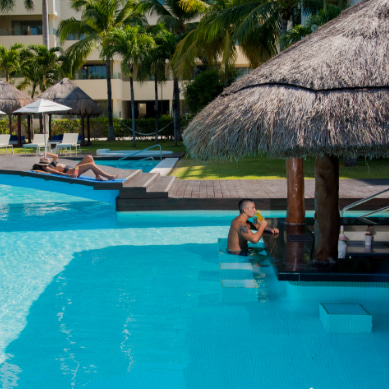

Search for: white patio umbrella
xmin=0 ymin=110 xmax=5 ymax=114
xmin=13 ymin=99 xmax=71 ymax=153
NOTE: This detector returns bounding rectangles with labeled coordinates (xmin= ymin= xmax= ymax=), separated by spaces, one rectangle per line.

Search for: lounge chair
xmin=22 ymin=134 xmax=47 ymax=155
xmin=47 ymin=134 xmax=63 ymax=148
xmin=9 ymin=135 xmax=26 ymax=145
xmin=0 ymin=134 xmax=14 ymax=155
xmin=55 ymin=133 xmax=81 ymax=155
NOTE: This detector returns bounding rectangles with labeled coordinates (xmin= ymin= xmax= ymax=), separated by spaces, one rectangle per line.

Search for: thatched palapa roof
xmin=184 ymin=0 xmax=389 ymax=159
xmin=38 ymin=78 xmax=103 ymax=116
xmin=0 ymin=80 xmax=34 ymax=114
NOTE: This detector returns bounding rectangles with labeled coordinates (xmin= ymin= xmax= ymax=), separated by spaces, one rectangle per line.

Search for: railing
xmin=117 ymin=144 xmax=162 ymax=168
xmin=340 ymin=188 xmax=389 ymax=218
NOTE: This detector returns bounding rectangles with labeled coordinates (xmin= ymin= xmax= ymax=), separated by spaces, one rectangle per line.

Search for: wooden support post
xmin=39 ymin=114 xmax=43 ymax=133
xmin=81 ymin=114 xmax=85 ymax=144
xmin=286 ymin=224 xmax=306 ymax=268
xmin=28 ymin=115 xmax=31 ymax=143
xmin=314 ymin=154 xmax=340 ymax=261
xmin=286 ymin=158 xmax=305 ymax=225
xmin=17 ymin=114 xmax=22 ymax=145
xmin=87 ymin=115 xmax=91 ymax=143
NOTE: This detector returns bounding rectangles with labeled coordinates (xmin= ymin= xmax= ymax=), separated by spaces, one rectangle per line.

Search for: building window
xmin=12 ymin=21 xmax=42 ymax=36
xmin=75 ymin=65 xmax=106 ymax=80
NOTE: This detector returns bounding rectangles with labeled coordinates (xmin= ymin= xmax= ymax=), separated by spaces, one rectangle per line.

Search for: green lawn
xmin=13 ymin=140 xmax=389 ymax=180
xmin=170 ymin=155 xmax=389 ymax=180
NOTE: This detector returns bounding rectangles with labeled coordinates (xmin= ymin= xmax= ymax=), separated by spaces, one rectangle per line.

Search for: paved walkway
xmin=168 ymin=178 xmax=389 ymax=200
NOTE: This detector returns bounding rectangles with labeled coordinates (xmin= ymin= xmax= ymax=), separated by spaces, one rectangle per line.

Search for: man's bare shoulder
xmin=230 ymin=216 xmax=249 ymax=233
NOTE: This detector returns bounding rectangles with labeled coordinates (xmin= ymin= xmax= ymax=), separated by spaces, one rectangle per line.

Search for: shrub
xmin=47 ymin=116 xmax=189 ymax=140
xmin=0 ymin=119 xmax=8 ymax=134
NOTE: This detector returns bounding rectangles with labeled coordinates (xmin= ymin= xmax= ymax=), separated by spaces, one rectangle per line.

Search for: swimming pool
xmin=96 ymin=158 xmax=160 ymax=173
xmin=0 ymin=184 xmax=388 ymax=388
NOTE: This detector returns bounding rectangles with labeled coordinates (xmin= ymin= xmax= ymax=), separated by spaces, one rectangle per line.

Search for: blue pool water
xmin=0 ymin=184 xmax=388 ymax=388
xmin=96 ymin=159 xmax=159 ymax=172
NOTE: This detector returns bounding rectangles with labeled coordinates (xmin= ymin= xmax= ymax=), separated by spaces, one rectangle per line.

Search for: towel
xmin=29 ymin=170 xmax=126 ymax=183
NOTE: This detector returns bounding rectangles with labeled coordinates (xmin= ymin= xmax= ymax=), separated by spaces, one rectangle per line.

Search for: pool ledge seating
xmin=320 ymin=303 xmax=372 ymax=333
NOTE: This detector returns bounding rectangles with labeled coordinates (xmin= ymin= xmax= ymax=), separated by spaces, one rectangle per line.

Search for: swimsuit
xmin=226 ymin=248 xmax=251 ymax=256
xmin=50 ymin=161 xmax=72 ymax=174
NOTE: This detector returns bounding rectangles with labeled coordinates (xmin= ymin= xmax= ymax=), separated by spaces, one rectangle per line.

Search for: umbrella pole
xmin=314 ymin=154 xmax=340 ymax=261
xmin=286 ymin=158 xmax=305 ymax=224
xmin=43 ymin=113 xmax=47 ymax=155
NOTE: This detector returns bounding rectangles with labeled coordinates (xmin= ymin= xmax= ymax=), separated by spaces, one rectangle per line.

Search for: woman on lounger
xmin=32 ymin=152 xmax=119 ymax=181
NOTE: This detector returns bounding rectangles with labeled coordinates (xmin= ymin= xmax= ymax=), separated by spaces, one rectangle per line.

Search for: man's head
xmin=238 ymin=199 xmax=256 ymax=216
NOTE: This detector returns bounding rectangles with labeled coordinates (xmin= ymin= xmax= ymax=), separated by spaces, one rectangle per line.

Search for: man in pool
xmin=227 ymin=199 xmax=279 ymax=255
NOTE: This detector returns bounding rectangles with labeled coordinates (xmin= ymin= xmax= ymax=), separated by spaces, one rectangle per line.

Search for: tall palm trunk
xmin=154 ymin=64 xmax=159 ymax=144
xmin=106 ymin=56 xmax=115 ymax=141
xmin=42 ymin=0 xmax=49 ymax=48
xmin=173 ymin=76 xmax=180 ymax=146
xmin=130 ymin=65 xmax=136 ymax=147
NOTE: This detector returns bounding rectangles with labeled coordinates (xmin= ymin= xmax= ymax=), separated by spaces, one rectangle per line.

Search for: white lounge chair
xmin=55 ymin=133 xmax=80 ymax=155
xmin=0 ymin=134 xmax=14 ymax=155
xmin=23 ymin=134 xmax=47 ymax=155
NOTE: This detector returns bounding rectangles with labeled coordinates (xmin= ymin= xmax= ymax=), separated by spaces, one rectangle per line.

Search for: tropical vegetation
xmin=0 ymin=0 xmax=350 ymax=145
xmin=57 ymin=0 xmax=146 ymax=141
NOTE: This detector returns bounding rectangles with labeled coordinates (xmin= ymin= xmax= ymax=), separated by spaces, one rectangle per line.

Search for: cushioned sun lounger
xmin=0 ymin=134 xmax=14 ymax=155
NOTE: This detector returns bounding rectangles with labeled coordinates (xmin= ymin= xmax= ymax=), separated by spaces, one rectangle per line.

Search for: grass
xmin=13 ymin=140 xmax=389 ymax=180
xmin=169 ymin=152 xmax=389 ymax=180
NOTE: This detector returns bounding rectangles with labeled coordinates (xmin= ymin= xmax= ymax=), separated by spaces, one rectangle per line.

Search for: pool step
xmin=147 ymin=175 xmax=176 ymax=195
xmin=120 ymin=172 xmax=160 ymax=198
xmin=117 ymin=173 xmax=177 ymax=209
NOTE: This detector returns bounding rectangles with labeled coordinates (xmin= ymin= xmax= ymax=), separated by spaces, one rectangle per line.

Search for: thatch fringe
xmin=184 ymin=0 xmax=389 ymax=160
xmin=38 ymin=78 xmax=102 ymax=116
xmin=0 ymin=80 xmax=34 ymax=114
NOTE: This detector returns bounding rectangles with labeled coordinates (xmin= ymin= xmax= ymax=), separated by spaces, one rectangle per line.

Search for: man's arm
xmin=239 ymin=220 xmax=268 ymax=244
xmin=249 ymin=219 xmax=279 ymax=236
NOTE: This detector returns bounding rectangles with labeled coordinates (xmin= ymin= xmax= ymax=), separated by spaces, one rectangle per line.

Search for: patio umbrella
xmin=38 ymin=78 xmax=103 ymax=143
xmin=0 ymin=110 xmax=5 ymax=115
xmin=13 ymin=99 xmax=72 ymax=154
xmin=183 ymin=0 xmax=389 ymax=261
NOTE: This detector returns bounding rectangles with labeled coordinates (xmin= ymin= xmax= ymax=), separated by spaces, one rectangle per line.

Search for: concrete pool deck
xmin=0 ymin=153 xmax=388 ymax=212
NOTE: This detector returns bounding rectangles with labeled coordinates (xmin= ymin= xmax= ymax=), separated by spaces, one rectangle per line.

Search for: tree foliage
xmin=184 ymin=68 xmax=236 ymax=113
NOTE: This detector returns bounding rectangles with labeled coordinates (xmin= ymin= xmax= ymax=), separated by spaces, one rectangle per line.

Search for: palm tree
xmin=57 ymin=0 xmax=145 ymax=141
xmin=0 ymin=0 xmax=33 ymax=12
xmin=173 ymin=0 xmax=277 ymax=85
xmin=0 ymin=43 xmax=23 ymax=83
xmin=104 ymin=25 xmax=155 ymax=146
xmin=140 ymin=0 xmax=201 ymax=145
xmin=282 ymin=1 xmax=346 ymax=48
xmin=137 ymin=24 xmax=176 ymax=143
xmin=18 ymin=45 xmax=62 ymax=95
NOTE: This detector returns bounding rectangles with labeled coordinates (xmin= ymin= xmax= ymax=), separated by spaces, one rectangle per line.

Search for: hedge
xmin=50 ymin=116 xmax=192 ymax=140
